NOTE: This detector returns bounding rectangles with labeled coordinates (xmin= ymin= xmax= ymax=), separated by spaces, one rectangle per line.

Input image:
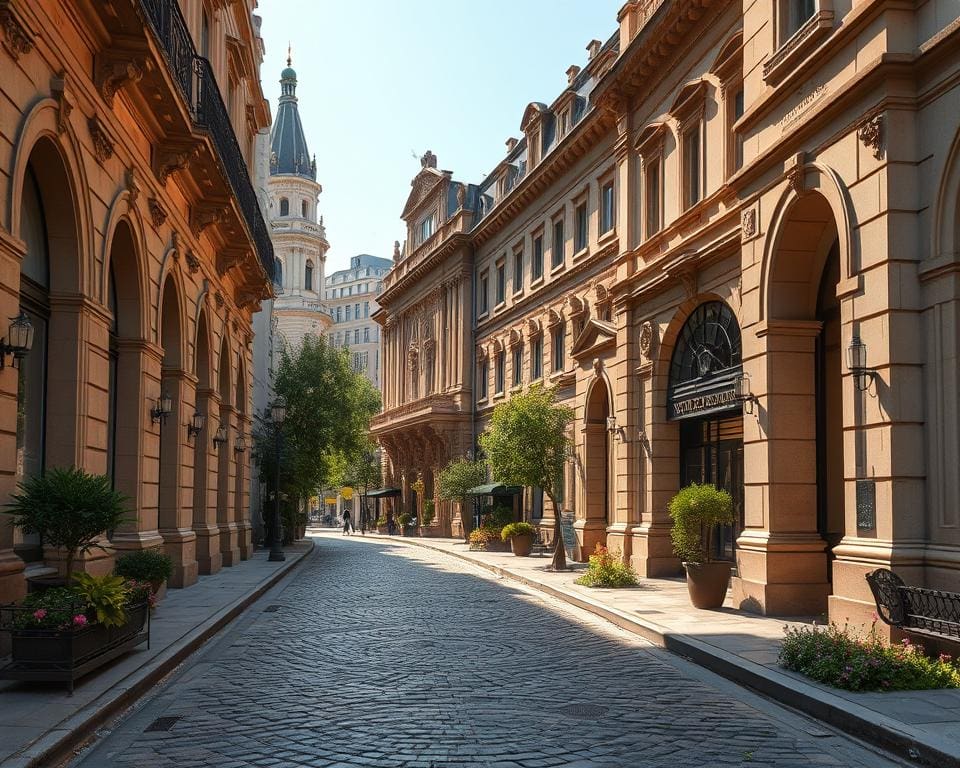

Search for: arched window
xmin=279 ymin=197 xmax=289 ymax=217
xmin=304 ymin=259 xmax=314 ymax=291
xmin=301 ymin=199 xmax=308 ymax=218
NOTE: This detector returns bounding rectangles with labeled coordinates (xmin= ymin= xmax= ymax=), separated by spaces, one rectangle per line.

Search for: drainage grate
xmin=558 ymin=704 xmax=610 ymax=719
xmin=144 ymin=716 xmax=182 ymax=732
xmin=262 ymin=605 xmax=282 ymax=613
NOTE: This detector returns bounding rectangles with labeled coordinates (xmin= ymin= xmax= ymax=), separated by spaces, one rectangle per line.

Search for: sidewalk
xmin=360 ymin=531 xmax=960 ymax=768
xmin=0 ymin=540 xmax=314 ymax=768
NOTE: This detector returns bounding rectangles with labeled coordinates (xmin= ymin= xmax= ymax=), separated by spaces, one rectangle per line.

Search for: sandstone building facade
xmin=0 ymin=0 xmax=274 ymax=602
xmin=375 ymin=0 xmax=960 ymax=624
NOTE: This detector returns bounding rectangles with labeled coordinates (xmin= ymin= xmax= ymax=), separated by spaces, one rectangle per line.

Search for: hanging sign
xmin=341 ymin=487 xmax=354 ymax=500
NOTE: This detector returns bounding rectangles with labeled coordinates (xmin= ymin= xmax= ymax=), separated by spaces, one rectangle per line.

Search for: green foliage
xmin=468 ymin=527 xmax=501 ymax=551
xmin=779 ymin=620 xmax=960 ymax=691
xmin=482 ymin=504 xmax=513 ymax=531
xmin=437 ymin=459 xmax=486 ymax=505
xmin=6 ymin=467 xmax=130 ymax=576
xmin=501 ymin=521 xmax=536 ymax=541
xmin=574 ymin=544 xmax=640 ymax=588
xmin=331 ymin=438 xmax=382 ymax=492
xmin=421 ymin=500 xmax=436 ymax=527
xmin=71 ymin=573 xmax=129 ymax=628
xmin=255 ymin=335 xmax=380 ymax=502
xmin=114 ymin=549 xmax=173 ymax=583
xmin=13 ymin=588 xmax=83 ymax=630
xmin=375 ymin=515 xmax=388 ymax=528
xmin=397 ymin=512 xmax=412 ymax=527
xmin=668 ymin=483 xmax=735 ymax=564
xmin=479 ymin=384 xmax=573 ymax=570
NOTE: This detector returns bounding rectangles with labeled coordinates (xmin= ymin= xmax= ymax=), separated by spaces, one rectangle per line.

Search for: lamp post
xmin=269 ymin=395 xmax=287 ymax=562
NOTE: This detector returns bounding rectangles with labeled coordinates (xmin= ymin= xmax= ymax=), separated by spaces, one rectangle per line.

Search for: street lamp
xmin=151 ymin=391 xmax=173 ymax=425
xmin=269 ymin=395 xmax=287 ymax=562
xmin=0 ymin=312 xmax=34 ymax=369
xmin=186 ymin=411 xmax=206 ymax=441
xmin=846 ymin=335 xmax=877 ymax=392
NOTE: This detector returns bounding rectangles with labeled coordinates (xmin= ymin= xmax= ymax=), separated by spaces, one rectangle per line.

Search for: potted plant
xmin=668 ymin=483 xmax=735 ymax=609
xmin=421 ymin=500 xmax=436 ymax=527
xmin=6 ymin=467 xmax=130 ymax=589
xmin=114 ymin=549 xmax=173 ymax=595
xmin=375 ymin=515 xmax=388 ymax=533
xmin=501 ymin=522 xmax=536 ymax=556
xmin=397 ymin=512 xmax=412 ymax=535
xmin=0 ymin=573 xmax=151 ymax=692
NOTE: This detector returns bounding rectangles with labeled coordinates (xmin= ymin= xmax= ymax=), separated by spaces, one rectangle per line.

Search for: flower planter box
xmin=0 ymin=601 xmax=150 ymax=693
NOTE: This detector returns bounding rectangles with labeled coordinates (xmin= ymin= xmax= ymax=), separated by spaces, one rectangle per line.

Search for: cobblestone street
xmin=72 ymin=537 xmax=905 ymax=768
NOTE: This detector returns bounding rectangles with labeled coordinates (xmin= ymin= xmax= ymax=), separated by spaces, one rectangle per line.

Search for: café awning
xmin=466 ymin=483 xmax=523 ymax=496
xmin=366 ymin=487 xmax=402 ymax=498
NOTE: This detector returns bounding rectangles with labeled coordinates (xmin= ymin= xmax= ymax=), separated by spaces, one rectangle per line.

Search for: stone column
xmin=193 ymin=387 xmax=221 ymax=574
xmin=217 ymin=402 xmax=240 ymax=565
xmin=236 ymin=411 xmax=253 ymax=559
xmin=732 ymin=320 xmax=830 ymax=615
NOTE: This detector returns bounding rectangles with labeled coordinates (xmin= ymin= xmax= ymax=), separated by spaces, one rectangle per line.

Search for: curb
xmin=7 ymin=541 xmax=315 ymax=768
xmin=383 ymin=534 xmax=958 ymax=768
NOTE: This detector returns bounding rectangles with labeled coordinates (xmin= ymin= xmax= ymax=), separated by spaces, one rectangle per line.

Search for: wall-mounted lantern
xmin=0 ymin=312 xmax=35 ymax=369
xmin=213 ymin=424 xmax=228 ymax=449
xmin=846 ymin=335 xmax=877 ymax=392
xmin=734 ymin=372 xmax=760 ymax=415
xmin=187 ymin=411 xmax=206 ymax=441
xmin=234 ymin=435 xmax=247 ymax=454
xmin=151 ymin=392 xmax=173 ymax=425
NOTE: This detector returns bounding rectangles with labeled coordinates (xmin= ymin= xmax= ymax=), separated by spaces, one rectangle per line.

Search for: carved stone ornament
xmin=96 ymin=54 xmax=144 ymax=108
xmin=88 ymin=117 xmax=114 ymax=163
xmin=594 ymin=281 xmax=609 ymax=304
xmin=786 ymin=157 xmax=805 ymax=194
xmin=191 ymin=204 xmax=228 ymax=236
xmin=184 ymin=250 xmax=201 ymax=275
xmin=858 ymin=114 xmax=883 ymax=160
xmin=231 ymin=319 xmax=239 ymax=335
xmin=592 ymin=358 xmax=603 ymax=376
xmin=148 ymin=197 xmax=167 ymax=228
xmin=546 ymin=307 xmax=562 ymax=327
xmin=456 ymin=184 xmax=466 ymax=209
xmin=525 ymin=318 xmax=541 ymax=338
xmin=214 ymin=291 xmax=225 ymax=309
xmin=639 ymin=321 xmax=656 ymax=360
xmin=51 ymin=71 xmax=72 ymax=135
xmin=124 ymin=167 xmax=140 ymax=209
xmin=420 ymin=150 xmax=437 ymax=169
xmin=407 ymin=345 xmax=419 ymax=370
xmin=565 ymin=294 xmax=585 ymax=315
xmin=155 ymin=143 xmax=199 ymax=185
xmin=393 ymin=240 xmax=401 ymax=260
xmin=741 ymin=208 xmax=757 ymax=238
xmin=216 ymin=249 xmax=245 ymax=275
xmin=0 ymin=2 xmax=33 ymax=61
xmin=170 ymin=231 xmax=182 ymax=261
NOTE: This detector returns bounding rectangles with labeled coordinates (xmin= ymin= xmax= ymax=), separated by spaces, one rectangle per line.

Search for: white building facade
xmin=326 ymin=254 xmax=393 ymax=390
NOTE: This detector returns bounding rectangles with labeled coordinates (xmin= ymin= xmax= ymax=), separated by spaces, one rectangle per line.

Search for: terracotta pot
xmin=149 ymin=579 xmax=164 ymax=595
xmin=683 ymin=561 xmax=732 ymax=609
xmin=510 ymin=534 xmax=534 ymax=557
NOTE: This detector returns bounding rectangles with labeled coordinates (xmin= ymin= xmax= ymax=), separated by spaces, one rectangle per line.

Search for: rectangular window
xmin=336 ymin=306 xmax=342 ymax=323
xmin=512 ymin=345 xmax=523 ymax=387
xmin=417 ymin=214 xmax=435 ymax=245
xmin=552 ymin=219 xmax=565 ymax=268
xmin=734 ymin=88 xmax=745 ymax=171
xmin=552 ymin=323 xmax=565 ymax=372
xmin=531 ymin=337 xmax=542 ymax=380
xmin=600 ymin=181 xmax=615 ymax=233
xmin=479 ymin=270 xmax=489 ymax=315
xmin=363 ymin=327 xmax=370 ymax=343
xmin=789 ymin=0 xmax=816 ymax=36
xmin=355 ymin=303 xmax=360 ymax=318
xmin=645 ymin=158 xmax=661 ymax=236
xmin=513 ymin=247 xmax=523 ymax=293
xmin=479 ymin=361 xmax=488 ymax=399
xmin=345 ymin=305 xmax=352 ymax=321
xmin=684 ymin=127 xmax=701 ymax=209
xmin=364 ymin=301 xmax=370 ymax=318
xmin=532 ymin=235 xmax=544 ymax=280
xmin=496 ymin=260 xmax=506 ymax=305
xmin=354 ymin=329 xmax=360 ymax=344
xmin=495 ymin=352 xmax=505 ymax=394
xmin=574 ymin=201 xmax=588 ymax=252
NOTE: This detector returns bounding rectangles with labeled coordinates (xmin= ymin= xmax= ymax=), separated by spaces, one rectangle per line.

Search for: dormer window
xmin=279 ymin=197 xmax=289 ymax=217
xmin=416 ymin=213 xmax=435 ymax=246
xmin=559 ymin=110 xmax=570 ymax=138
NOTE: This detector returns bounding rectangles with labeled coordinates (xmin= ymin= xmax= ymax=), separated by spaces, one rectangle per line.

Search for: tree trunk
xmin=547 ymin=493 xmax=567 ymax=571
xmin=65 ymin=549 xmax=75 ymax=580
xmin=460 ymin=497 xmax=473 ymax=543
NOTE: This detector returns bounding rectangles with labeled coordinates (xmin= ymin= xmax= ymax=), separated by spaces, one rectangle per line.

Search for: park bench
xmin=866 ymin=568 xmax=960 ymax=643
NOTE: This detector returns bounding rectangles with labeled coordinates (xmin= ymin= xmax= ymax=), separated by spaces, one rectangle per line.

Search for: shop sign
xmin=341 ymin=487 xmax=353 ymax=500
xmin=671 ymin=386 xmax=738 ymax=419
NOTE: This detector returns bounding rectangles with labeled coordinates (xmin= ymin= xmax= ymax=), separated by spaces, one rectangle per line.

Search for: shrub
xmin=13 ymin=587 xmax=84 ymax=630
xmin=482 ymin=504 xmax=514 ymax=530
xmin=72 ymin=573 xmax=129 ymax=628
xmin=375 ymin=515 xmax=388 ymax=528
xmin=114 ymin=549 xmax=173 ymax=583
xmin=779 ymin=620 xmax=960 ymax=691
xmin=574 ymin=544 xmax=639 ymax=588
xmin=6 ymin=467 xmax=130 ymax=576
xmin=468 ymin=527 xmax=500 ymax=551
xmin=397 ymin=512 xmax=412 ymax=528
xmin=501 ymin=521 xmax=537 ymax=542
xmin=668 ymin=483 xmax=734 ymax=563
xmin=421 ymin=500 xmax=436 ymax=527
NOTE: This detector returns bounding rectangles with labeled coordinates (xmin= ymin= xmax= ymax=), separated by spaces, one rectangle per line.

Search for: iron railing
xmin=138 ymin=0 xmax=275 ymax=280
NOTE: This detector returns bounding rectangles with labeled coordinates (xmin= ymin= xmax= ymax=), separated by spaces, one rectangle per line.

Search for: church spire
xmin=270 ymin=45 xmax=315 ymax=180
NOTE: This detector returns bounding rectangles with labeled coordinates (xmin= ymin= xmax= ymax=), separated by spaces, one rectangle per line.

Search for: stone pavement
xmin=71 ymin=535 xmax=907 ymax=768
xmin=0 ymin=541 xmax=313 ymax=768
xmin=370 ymin=533 xmax=960 ymax=768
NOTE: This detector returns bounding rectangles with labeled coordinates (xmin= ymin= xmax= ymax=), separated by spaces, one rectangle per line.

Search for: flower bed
xmin=574 ymin=545 xmax=639 ymax=588
xmin=779 ymin=619 xmax=960 ymax=691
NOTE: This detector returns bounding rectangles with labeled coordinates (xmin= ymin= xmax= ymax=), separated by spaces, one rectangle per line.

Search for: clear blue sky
xmin=259 ymin=1 xmax=622 ymax=273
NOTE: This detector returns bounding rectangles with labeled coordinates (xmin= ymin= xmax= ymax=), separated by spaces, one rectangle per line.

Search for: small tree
xmin=6 ymin=467 xmax=130 ymax=577
xmin=668 ymin=483 xmax=734 ymax=563
xmin=479 ymin=384 xmax=573 ymax=571
xmin=437 ymin=457 xmax=486 ymax=541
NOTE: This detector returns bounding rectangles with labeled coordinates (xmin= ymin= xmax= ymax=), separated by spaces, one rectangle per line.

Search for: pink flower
xmin=32 ymin=608 xmax=47 ymax=620
xmin=72 ymin=614 xmax=88 ymax=627
xmin=939 ymin=653 xmax=952 ymax=663
xmin=871 ymin=611 xmax=879 ymax=622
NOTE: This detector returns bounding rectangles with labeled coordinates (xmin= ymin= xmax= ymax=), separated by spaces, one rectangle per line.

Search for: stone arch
xmin=579 ymin=364 xmax=614 ymax=559
xmin=7 ymin=98 xmax=92 ymax=295
xmin=192 ymin=306 xmax=220 ymax=574
xmin=933 ymin=125 xmax=960 ymax=261
xmin=100 ymin=192 xmax=149 ymax=326
xmin=103 ymin=210 xmax=149 ymax=341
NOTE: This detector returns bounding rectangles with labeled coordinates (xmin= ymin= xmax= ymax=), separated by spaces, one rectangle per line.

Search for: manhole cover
xmin=558 ymin=704 xmax=609 ymax=719
xmin=144 ymin=716 xmax=181 ymax=732
xmin=262 ymin=605 xmax=282 ymax=613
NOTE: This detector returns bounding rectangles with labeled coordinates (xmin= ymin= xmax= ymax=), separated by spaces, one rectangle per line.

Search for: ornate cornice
xmin=0 ymin=1 xmax=33 ymax=61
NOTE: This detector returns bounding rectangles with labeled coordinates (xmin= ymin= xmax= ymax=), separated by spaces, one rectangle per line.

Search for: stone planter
xmin=683 ymin=562 xmax=732 ymax=609
xmin=0 ymin=601 xmax=150 ymax=692
xmin=510 ymin=534 xmax=534 ymax=557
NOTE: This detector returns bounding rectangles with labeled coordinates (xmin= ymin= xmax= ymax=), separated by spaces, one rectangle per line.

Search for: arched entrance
xmin=580 ymin=376 xmax=612 ymax=558
xmin=734 ymin=188 xmax=843 ymax=615
xmin=668 ymin=301 xmax=744 ymax=561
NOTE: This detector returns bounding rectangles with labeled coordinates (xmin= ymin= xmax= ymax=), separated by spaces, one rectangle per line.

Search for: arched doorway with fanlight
xmin=668 ymin=301 xmax=745 ymax=561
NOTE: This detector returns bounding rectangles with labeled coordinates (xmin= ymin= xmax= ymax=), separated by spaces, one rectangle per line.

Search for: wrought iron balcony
xmin=137 ymin=0 xmax=275 ymax=281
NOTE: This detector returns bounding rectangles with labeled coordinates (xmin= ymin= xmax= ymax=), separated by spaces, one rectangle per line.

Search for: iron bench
xmin=866 ymin=568 xmax=960 ymax=643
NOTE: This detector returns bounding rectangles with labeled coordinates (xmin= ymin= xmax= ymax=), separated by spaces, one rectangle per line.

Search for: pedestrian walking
xmin=342 ymin=509 xmax=353 ymax=535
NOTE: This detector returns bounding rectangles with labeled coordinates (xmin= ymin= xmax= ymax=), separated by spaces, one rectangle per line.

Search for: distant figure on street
xmin=342 ymin=509 xmax=353 ymax=535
